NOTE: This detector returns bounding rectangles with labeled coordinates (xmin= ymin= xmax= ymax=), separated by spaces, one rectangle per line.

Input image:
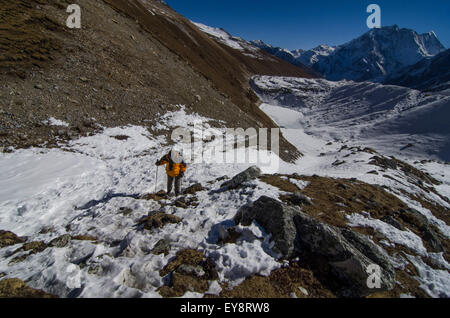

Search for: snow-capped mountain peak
xmin=254 ymin=26 xmax=446 ymax=83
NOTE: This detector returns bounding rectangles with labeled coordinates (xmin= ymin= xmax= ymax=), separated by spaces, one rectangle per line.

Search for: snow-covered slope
xmin=291 ymin=44 xmax=336 ymax=67
xmin=0 ymin=98 xmax=449 ymax=298
xmin=193 ymin=22 xmax=265 ymax=59
xmin=0 ymin=107 xmax=287 ymax=297
xmin=384 ymin=49 xmax=450 ymax=93
xmin=251 ymin=76 xmax=450 ymax=161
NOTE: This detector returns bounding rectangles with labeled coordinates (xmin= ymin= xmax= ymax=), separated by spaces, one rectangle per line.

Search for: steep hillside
xmin=0 ymin=0 xmax=316 ymax=161
xmin=384 ymin=49 xmax=450 ymax=93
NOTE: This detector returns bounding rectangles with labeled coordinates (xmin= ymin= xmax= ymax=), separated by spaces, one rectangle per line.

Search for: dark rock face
xmin=49 ymin=234 xmax=72 ymax=248
xmin=139 ymin=212 xmax=182 ymax=230
xmin=183 ymin=183 xmax=204 ymax=195
xmin=381 ymin=216 xmax=405 ymax=231
xmin=158 ymin=249 xmax=218 ymax=298
xmin=235 ymin=196 xmax=300 ymax=258
xmin=235 ymin=196 xmax=396 ymax=297
xmin=221 ymin=166 xmax=262 ymax=190
xmin=398 ymin=208 xmax=444 ymax=253
xmin=152 ymin=239 xmax=171 ymax=256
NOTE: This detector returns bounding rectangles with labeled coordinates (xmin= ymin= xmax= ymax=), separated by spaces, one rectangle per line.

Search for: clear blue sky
xmin=166 ymin=0 xmax=450 ymax=50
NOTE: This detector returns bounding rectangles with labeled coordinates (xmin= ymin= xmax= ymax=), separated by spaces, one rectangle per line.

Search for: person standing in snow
xmin=156 ymin=149 xmax=187 ymax=196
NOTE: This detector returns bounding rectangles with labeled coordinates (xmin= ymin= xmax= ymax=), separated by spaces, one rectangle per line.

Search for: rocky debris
xmin=332 ymin=160 xmax=346 ymax=167
xmin=235 ymin=196 xmax=396 ymax=297
xmin=177 ymin=264 xmax=206 ymax=277
xmin=172 ymin=196 xmax=199 ymax=209
xmin=174 ymin=200 xmax=188 ymax=209
xmin=421 ymin=228 xmax=443 ymax=253
xmin=221 ymin=166 xmax=262 ymax=190
xmin=397 ymin=208 xmax=444 ymax=253
xmin=370 ymin=156 xmax=398 ymax=170
xmin=112 ymin=135 xmax=130 ymax=141
xmin=151 ymin=239 xmax=171 ymax=256
xmin=8 ymin=241 xmax=48 ymax=264
xmin=381 ymin=216 xmax=405 ymax=231
xmin=39 ymin=226 xmax=55 ymax=234
xmin=0 ymin=278 xmax=57 ymax=298
xmin=119 ymin=207 xmax=133 ymax=216
xmin=216 ymin=226 xmax=241 ymax=245
xmin=49 ymin=234 xmax=72 ymax=248
xmin=0 ymin=230 xmax=26 ymax=248
xmin=9 ymin=254 xmax=29 ymax=265
xmin=213 ymin=175 xmax=229 ymax=183
xmin=218 ymin=263 xmax=335 ymax=298
xmin=370 ymin=156 xmax=440 ymax=185
xmin=71 ymin=235 xmax=98 ymax=242
xmin=183 ymin=183 xmax=204 ymax=195
xmin=14 ymin=241 xmax=47 ymax=255
xmin=140 ymin=190 xmax=167 ymax=201
xmin=280 ymin=192 xmax=312 ymax=206
xmin=139 ymin=212 xmax=182 ymax=231
xmin=158 ymin=249 xmax=218 ymax=298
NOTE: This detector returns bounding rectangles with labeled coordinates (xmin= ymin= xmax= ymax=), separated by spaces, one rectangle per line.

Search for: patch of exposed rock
xmin=234 ymin=196 xmax=396 ymax=297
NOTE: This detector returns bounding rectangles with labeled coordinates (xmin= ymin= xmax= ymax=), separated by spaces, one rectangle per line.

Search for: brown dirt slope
xmin=0 ymin=0 xmax=316 ymax=162
xmin=0 ymin=278 xmax=57 ymax=298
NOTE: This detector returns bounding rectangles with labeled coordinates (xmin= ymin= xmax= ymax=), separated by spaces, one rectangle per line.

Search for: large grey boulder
xmin=221 ymin=166 xmax=262 ymax=190
xmin=234 ymin=196 xmax=300 ymax=258
xmin=235 ymin=196 xmax=396 ymax=297
xmin=293 ymin=211 xmax=396 ymax=297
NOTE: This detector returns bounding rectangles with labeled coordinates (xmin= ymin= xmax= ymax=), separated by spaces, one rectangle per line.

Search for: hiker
xmin=156 ymin=150 xmax=187 ymax=196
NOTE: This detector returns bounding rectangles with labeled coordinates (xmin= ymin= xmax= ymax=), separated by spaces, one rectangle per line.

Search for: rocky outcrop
xmin=221 ymin=166 xmax=262 ymax=190
xmin=183 ymin=183 xmax=204 ymax=195
xmin=49 ymin=234 xmax=72 ymax=248
xmin=398 ymin=208 xmax=444 ymax=253
xmin=139 ymin=212 xmax=182 ymax=231
xmin=234 ymin=196 xmax=300 ymax=258
xmin=235 ymin=196 xmax=396 ymax=297
xmin=151 ymin=239 xmax=171 ymax=256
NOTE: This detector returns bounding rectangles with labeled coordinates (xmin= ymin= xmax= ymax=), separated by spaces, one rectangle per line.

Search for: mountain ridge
xmin=252 ymin=25 xmax=446 ymax=84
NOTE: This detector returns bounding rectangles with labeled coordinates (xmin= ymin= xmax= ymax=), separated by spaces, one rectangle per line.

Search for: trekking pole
xmin=155 ymin=166 xmax=158 ymax=193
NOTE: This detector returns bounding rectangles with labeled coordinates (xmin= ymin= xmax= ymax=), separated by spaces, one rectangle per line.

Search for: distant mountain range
xmin=252 ymin=25 xmax=448 ymax=91
xmin=384 ymin=48 xmax=450 ymax=94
